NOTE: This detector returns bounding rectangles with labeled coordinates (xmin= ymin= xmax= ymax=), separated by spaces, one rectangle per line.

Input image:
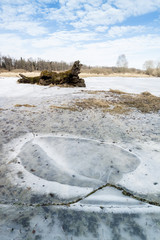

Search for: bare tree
xmin=143 ymin=60 xmax=155 ymax=75
xmin=2 ymin=56 xmax=13 ymax=71
xmin=116 ymin=54 xmax=128 ymax=72
xmin=155 ymin=61 xmax=160 ymax=77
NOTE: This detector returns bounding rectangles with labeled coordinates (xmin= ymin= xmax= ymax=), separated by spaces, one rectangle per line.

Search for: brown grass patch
xmin=49 ymin=90 xmax=160 ymax=114
xmin=12 ymin=69 xmax=27 ymax=73
xmin=109 ymin=89 xmax=127 ymax=95
xmin=106 ymin=105 xmax=129 ymax=114
xmin=71 ymin=98 xmax=129 ymax=114
xmin=74 ymin=98 xmax=110 ymax=110
xmin=73 ymin=91 xmax=160 ymax=114
xmin=140 ymin=91 xmax=153 ymax=96
xmin=0 ymin=71 xmax=41 ymax=77
xmin=14 ymin=104 xmax=36 ymax=108
xmin=121 ymin=92 xmax=160 ymax=113
xmin=79 ymin=72 xmax=150 ymax=78
xmin=50 ymin=99 xmax=110 ymax=112
xmin=50 ymin=105 xmax=77 ymax=111
xmin=84 ymin=90 xmax=106 ymax=94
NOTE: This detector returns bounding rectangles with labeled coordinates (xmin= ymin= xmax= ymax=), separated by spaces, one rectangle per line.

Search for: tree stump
xmin=18 ymin=61 xmax=86 ymax=87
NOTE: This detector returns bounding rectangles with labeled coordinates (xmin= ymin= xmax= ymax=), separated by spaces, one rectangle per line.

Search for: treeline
xmin=81 ymin=65 xmax=144 ymax=75
xmin=0 ymin=55 xmax=73 ymax=72
xmin=1 ymin=54 xmax=159 ymax=77
xmin=0 ymin=54 xmax=144 ymax=74
xmin=143 ymin=60 xmax=160 ymax=77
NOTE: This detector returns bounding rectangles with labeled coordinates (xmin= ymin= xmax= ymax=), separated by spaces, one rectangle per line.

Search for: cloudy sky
xmin=0 ymin=0 xmax=160 ymax=68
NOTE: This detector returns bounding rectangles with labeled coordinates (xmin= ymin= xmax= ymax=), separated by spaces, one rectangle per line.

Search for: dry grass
xmin=83 ymin=90 xmax=106 ymax=94
xmin=140 ymin=91 xmax=153 ymax=96
xmin=14 ymin=104 xmax=36 ymax=108
xmin=0 ymin=70 xmax=150 ymax=78
xmin=74 ymin=91 xmax=160 ymax=114
xmin=107 ymin=73 xmax=150 ymax=78
xmin=79 ymin=73 xmax=107 ymax=78
xmin=50 ymin=99 xmax=111 ymax=112
xmin=0 ymin=71 xmax=41 ymax=77
xmin=50 ymin=105 xmax=77 ymax=111
xmin=106 ymin=105 xmax=129 ymax=114
xmin=75 ymin=98 xmax=110 ymax=110
xmin=108 ymin=89 xmax=126 ymax=95
xmin=11 ymin=69 xmax=27 ymax=73
xmin=79 ymin=72 xmax=150 ymax=78
xmin=73 ymin=98 xmax=129 ymax=114
xmin=121 ymin=92 xmax=160 ymax=113
xmin=46 ymin=89 xmax=160 ymax=115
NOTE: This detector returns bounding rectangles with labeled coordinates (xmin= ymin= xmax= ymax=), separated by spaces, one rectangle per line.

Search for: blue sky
xmin=0 ymin=0 xmax=160 ymax=68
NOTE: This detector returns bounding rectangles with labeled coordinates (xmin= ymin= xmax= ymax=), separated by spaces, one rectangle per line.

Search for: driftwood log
xmin=18 ymin=61 xmax=86 ymax=87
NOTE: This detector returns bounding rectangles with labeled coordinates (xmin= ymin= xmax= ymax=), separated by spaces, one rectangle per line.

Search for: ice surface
xmin=85 ymin=77 xmax=160 ymax=96
xmin=80 ymin=187 xmax=140 ymax=206
xmin=118 ymin=141 xmax=160 ymax=200
xmin=0 ymin=204 xmax=160 ymax=240
xmin=0 ymin=77 xmax=160 ymax=239
xmin=1 ymin=134 xmax=140 ymax=204
xmin=0 ymin=76 xmax=160 ymax=108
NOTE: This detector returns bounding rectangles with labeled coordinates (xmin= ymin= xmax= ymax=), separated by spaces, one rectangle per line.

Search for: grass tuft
xmin=50 ymin=105 xmax=77 ymax=111
xmin=122 ymin=92 xmax=160 ymax=113
xmin=109 ymin=89 xmax=127 ymax=94
xmin=74 ymin=98 xmax=110 ymax=110
xmin=14 ymin=104 xmax=36 ymax=108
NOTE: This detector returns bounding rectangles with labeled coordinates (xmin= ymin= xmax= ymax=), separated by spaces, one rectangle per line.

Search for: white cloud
xmin=33 ymin=34 xmax=160 ymax=68
xmin=96 ymin=26 xmax=108 ymax=32
xmin=0 ymin=0 xmax=55 ymax=4
xmin=0 ymin=0 xmax=160 ymax=69
xmin=44 ymin=0 xmax=160 ymax=29
xmin=112 ymin=0 xmax=160 ymax=16
xmin=47 ymin=6 xmax=77 ymax=21
xmin=0 ymin=0 xmax=160 ymax=36
xmin=0 ymin=21 xmax=47 ymax=36
xmin=0 ymin=0 xmax=29 ymax=4
xmin=36 ymin=34 xmax=160 ymax=68
xmin=73 ymin=7 xmax=123 ymax=28
xmin=1 ymin=32 xmax=160 ymax=69
xmin=107 ymin=25 xmax=146 ymax=37
xmin=0 ymin=2 xmax=47 ymax=36
xmin=32 ymin=30 xmax=97 ymax=48
xmin=38 ymin=0 xmax=57 ymax=3
xmin=0 ymin=34 xmax=30 ymax=57
xmin=46 ymin=2 xmax=126 ymax=28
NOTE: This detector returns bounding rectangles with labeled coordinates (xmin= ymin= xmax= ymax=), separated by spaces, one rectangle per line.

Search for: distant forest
xmin=0 ymin=55 xmax=74 ymax=72
xmin=0 ymin=54 xmax=159 ymax=76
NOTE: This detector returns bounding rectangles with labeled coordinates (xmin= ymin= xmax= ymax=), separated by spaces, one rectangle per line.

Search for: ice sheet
xmin=1 ymin=134 xmax=140 ymax=204
xmin=0 ymin=76 xmax=160 ymax=239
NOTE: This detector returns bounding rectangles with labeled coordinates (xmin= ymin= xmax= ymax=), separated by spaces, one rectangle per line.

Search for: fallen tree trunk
xmin=18 ymin=61 xmax=86 ymax=87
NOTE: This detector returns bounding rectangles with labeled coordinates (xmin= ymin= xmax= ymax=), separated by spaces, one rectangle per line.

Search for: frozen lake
xmin=0 ymin=76 xmax=160 ymax=239
xmin=86 ymin=77 xmax=160 ymax=96
xmin=0 ymin=76 xmax=160 ymax=100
